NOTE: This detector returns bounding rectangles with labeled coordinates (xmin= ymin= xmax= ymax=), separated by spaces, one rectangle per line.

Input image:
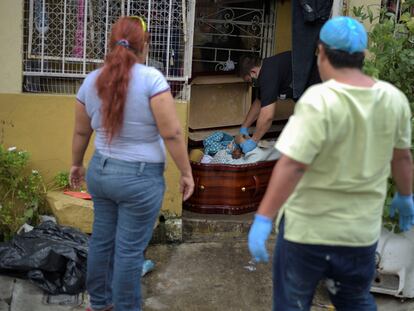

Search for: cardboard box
xmin=189 ymin=75 xmax=251 ymax=131
xmin=188 ymin=74 xmax=295 ymax=141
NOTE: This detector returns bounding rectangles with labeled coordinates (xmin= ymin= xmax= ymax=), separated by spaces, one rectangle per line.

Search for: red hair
xmin=96 ymin=17 xmax=149 ymax=142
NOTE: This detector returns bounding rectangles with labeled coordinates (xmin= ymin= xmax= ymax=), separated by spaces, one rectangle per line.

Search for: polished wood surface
xmin=183 ymin=160 xmax=277 ymax=215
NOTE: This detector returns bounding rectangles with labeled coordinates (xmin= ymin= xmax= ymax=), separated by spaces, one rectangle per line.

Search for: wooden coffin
xmin=185 ymin=74 xmax=292 ymax=215
xmin=183 ymin=160 xmax=277 ymax=215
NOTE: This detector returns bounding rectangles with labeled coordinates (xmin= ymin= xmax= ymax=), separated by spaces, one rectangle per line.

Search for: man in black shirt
xmin=237 ymin=51 xmax=293 ymax=153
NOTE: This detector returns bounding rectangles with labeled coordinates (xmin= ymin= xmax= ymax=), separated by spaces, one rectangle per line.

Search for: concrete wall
xmin=0 ymin=0 xmax=23 ymax=93
xmin=0 ymin=94 xmax=188 ymax=215
xmin=0 ymin=94 xmax=82 ymax=180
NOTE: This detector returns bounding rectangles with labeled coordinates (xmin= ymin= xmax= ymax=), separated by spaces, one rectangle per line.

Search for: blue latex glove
xmin=389 ymin=192 xmax=414 ymax=232
xmin=240 ymin=127 xmax=249 ymax=136
xmin=240 ymin=139 xmax=257 ymax=154
xmin=248 ymin=214 xmax=273 ymax=263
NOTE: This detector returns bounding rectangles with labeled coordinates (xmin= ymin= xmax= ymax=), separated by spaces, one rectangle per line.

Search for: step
xmin=182 ymin=210 xmax=256 ymax=242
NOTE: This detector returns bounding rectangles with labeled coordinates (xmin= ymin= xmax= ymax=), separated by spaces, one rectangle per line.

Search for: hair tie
xmin=116 ymin=39 xmax=130 ymax=48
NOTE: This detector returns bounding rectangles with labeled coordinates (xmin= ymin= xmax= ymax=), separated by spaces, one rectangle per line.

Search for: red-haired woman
xmin=70 ymin=16 xmax=194 ymax=311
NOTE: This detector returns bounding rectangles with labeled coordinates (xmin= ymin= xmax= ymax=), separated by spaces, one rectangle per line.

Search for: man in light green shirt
xmin=248 ymin=17 xmax=413 ymax=311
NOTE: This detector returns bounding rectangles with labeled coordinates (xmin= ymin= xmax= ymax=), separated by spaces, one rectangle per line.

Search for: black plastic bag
xmin=0 ymin=221 xmax=88 ymax=294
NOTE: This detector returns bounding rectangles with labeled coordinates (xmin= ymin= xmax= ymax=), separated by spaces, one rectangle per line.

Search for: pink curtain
xmin=72 ymin=0 xmax=85 ymax=57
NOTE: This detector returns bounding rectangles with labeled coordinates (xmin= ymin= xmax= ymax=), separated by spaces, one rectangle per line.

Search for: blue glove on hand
xmin=248 ymin=214 xmax=273 ymax=263
xmin=240 ymin=139 xmax=257 ymax=154
xmin=240 ymin=127 xmax=249 ymax=136
xmin=389 ymin=192 xmax=414 ymax=232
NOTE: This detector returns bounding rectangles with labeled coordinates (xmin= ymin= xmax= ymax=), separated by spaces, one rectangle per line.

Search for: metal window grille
xmin=192 ymin=1 xmax=276 ymax=73
xmin=22 ymin=0 xmax=195 ymax=99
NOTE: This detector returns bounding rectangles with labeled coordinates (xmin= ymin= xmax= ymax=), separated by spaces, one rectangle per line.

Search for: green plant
xmin=0 ymin=145 xmax=47 ymax=241
xmin=354 ymin=2 xmax=414 ymax=106
xmin=354 ymin=3 xmax=414 ymax=232
xmin=53 ymin=171 xmax=70 ymax=190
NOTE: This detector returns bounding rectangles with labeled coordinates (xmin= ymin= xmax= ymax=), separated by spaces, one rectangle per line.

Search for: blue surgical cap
xmin=320 ymin=16 xmax=367 ymax=54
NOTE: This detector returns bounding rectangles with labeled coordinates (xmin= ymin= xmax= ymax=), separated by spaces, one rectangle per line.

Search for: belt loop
xmin=139 ymin=162 xmax=146 ymax=174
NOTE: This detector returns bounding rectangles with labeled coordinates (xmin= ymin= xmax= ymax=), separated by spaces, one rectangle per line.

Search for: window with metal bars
xmin=192 ymin=0 xmax=276 ymax=74
xmin=22 ymin=0 xmax=195 ymax=99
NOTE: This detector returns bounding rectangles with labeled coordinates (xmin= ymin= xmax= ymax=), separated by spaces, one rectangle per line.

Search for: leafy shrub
xmin=354 ymin=2 xmax=414 ymax=232
xmin=53 ymin=171 xmax=70 ymax=190
xmin=0 ymin=145 xmax=47 ymax=240
xmin=355 ymin=1 xmax=414 ymax=106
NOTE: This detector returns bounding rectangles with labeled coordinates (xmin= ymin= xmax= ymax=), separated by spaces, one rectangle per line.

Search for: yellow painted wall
xmin=0 ymin=94 xmax=79 ymax=179
xmin=275 ymin=0 xmax=292 ymax=53
xmin=163 ymin=101 xmax=188 ymax=216
xmin=0 ymin=94 xmax=188 ymax=215
xmin=0 ymin=0 xmax=23 ymax=93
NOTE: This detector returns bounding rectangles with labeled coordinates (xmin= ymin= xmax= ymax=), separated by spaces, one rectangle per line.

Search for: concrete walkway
xmin=1 ymin=241 xmax=414 ymax=311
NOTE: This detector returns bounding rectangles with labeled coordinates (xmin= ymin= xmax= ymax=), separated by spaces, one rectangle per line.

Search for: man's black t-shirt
xmin=257 ymin=51 xmax=293 ymax=107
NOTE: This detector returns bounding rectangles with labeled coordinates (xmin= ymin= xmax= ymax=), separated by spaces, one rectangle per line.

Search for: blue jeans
xmin=273 ymin=218 xmax=377 ymax=311
xmin=86 ymin=152 xmax=165 ymax=311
